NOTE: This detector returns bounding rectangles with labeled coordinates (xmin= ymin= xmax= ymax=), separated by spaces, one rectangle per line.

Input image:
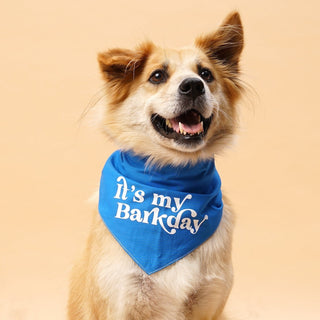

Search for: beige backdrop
xmin=0 ymin=0 xmax=319 ymax=319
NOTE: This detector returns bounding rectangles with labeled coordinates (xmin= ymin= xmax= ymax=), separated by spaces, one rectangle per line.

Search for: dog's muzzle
xmin=151 ymin=78 xmax=213 ymax=145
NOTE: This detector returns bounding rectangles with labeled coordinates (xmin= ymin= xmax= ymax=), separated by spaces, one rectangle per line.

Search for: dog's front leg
xmin=68 ymin=255 xmax=103 ymax=320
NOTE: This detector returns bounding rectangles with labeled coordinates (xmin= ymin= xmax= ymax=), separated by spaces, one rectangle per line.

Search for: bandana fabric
xmin=98 ymin=150 xmax=223 ymax=275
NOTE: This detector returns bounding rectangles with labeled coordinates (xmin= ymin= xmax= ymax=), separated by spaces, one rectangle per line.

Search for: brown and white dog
xmin=68 ymin=11 xmax=244 ymax=320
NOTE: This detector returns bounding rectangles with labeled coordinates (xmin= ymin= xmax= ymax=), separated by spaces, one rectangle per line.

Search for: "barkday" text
xmin=113 ymin=176 xmax=208 ymax=235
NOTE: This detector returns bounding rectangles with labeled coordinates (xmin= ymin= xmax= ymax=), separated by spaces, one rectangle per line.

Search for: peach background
xmin=0 ymin=0 xmax=319 ymax=319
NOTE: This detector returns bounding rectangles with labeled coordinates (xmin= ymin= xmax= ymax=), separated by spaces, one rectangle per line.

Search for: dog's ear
xmin=97 ymin=41 xmax=154 ymax=104
xmin=98 ymin=42 xmax=154 ymax=84
xmin=195 ymin=11 xmax=244 ymax=73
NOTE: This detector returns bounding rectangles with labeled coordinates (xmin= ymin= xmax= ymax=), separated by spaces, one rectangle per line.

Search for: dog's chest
xmin=93 ymin=208 xmax=233 ymax=320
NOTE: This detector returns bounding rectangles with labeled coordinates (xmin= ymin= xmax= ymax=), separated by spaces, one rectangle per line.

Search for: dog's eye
xmin=199 ymin=68 xmax=214 ymax=83
xmin=149 ymin=69 xmax=167 ymax=84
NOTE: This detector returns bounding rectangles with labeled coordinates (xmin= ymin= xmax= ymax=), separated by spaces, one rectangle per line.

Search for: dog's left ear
xmin=195 ymin=11 xmax=244 ymax=73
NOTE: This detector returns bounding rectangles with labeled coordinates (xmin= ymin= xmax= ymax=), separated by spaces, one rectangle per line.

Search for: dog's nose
xmin=179 ymin=78 xmax=205 ymax=99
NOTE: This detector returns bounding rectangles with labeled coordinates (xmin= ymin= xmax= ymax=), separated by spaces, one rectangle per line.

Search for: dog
xmin=68 ymin=11 xmax=244 ymax=320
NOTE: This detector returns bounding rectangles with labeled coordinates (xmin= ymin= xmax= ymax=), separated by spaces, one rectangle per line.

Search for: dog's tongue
xmin=169 ymin=110 xmax=203 ymax=135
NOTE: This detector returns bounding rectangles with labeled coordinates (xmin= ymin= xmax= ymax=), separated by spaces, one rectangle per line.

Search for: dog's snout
xmin=179 ymin=78 xmax=205 ymax=99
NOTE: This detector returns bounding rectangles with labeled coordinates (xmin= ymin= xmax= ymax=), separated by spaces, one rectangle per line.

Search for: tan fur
xmin=68 ymin=11 xmax=244 ymax=320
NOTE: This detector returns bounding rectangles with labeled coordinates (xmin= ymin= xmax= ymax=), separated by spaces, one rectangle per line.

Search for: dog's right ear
xmin=98 ymin=42 xmax=154 ymax=85
xmin=97 ymin=42 xmax=154 ymax=104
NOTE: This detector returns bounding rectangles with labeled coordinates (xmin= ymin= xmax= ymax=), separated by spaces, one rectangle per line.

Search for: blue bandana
xmin=98 ymin=150 xmax=223 ymax=274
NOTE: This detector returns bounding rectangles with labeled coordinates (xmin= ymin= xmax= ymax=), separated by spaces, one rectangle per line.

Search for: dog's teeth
xmin=166 ymin=119 xmax=172 ymax=128
xmin=179 ymin=122 xmax=183 ymax=134
xmin=200 ymin=121 xmax=204 ymax=132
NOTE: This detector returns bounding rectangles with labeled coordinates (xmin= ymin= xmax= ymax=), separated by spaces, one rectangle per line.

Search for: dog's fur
xmin=68 ymin=12 xmax=244 ymax=320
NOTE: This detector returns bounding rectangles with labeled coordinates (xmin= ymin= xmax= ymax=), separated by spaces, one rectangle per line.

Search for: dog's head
xmin=97 ymin=12 xmax=244 ymax=166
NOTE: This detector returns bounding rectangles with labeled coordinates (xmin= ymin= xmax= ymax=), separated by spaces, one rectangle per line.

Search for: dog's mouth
xmin=151 ymin=109 xmax=213 ymax=144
